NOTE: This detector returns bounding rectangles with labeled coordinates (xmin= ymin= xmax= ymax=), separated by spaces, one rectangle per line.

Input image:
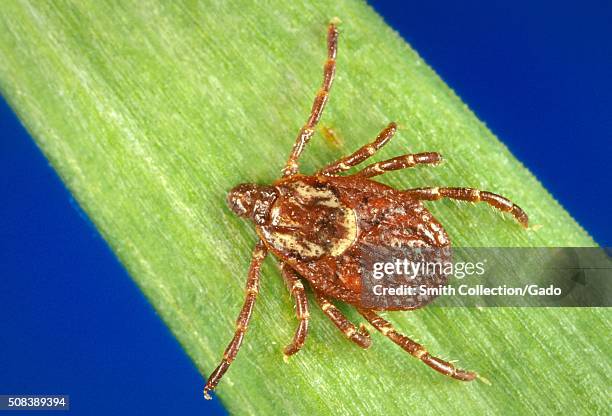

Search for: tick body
xmin=204 ymin=22 xmax=528 ymax=399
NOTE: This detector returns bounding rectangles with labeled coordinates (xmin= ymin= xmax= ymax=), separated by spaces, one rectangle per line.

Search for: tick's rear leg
xmin=204 ymin=242 xmax=268 ymax=399
xmin=279 ymin=263 xmax=310 ymax=356
xmin=354 ymin=152 xmax=442 ymax=178
xmin=357 ymin=309 xmax=476 ymax=381
xmin=319 ymin=122 xmax=397 ymax=176
xmin=314 ymin=292 xmax=371 ymax=349
xmin=405 ymin=187 xmax=528 ymax=227
xmin=283 ymin=23 xmax=339 ymax=177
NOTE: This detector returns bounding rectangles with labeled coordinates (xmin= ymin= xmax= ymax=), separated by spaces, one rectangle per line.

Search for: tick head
xmin=227 ymin=183 xmax=277 ymax=224
xmin=227 ymin=183 xmax=259 ymax=217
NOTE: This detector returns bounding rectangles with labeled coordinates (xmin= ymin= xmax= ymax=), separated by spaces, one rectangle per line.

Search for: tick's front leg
xmin=283 ymin=23 xmax=339 ymax=177
xmin=203 ymin=242 xmax=268 ymax=399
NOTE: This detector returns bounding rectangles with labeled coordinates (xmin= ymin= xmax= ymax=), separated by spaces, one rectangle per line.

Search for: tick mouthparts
xmin=226 ymin=183 xmax=277 ymax=222
xmin=226 ymin=183 xmax=257 ymax=217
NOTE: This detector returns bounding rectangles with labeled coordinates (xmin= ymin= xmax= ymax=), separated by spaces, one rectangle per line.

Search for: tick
xmin=204 ymin=22 xmax=528 ymax=399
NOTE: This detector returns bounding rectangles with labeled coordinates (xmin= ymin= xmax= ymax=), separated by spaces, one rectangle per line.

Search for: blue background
xmin=0 ymin=2 xmax=609 ymax=415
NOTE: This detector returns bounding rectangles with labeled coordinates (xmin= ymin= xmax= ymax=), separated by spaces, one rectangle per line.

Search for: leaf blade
xmin=0 ymin=1 xmax=607 ymax=415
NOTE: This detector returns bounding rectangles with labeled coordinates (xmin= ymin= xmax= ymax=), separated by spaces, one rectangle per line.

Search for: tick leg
xmin=204 ymin=242 xmax=268 ymax=399
xmin=314 ymin=292 xmax=371 ymax=349
xmin=319 ymin=122 xmax=397 ymax=176
xmin=282 ymin=23 xmax=339 ymax=177
xmin=354 ymin=152 xmax=442 ymax=178
xmin=279 ymin=263 xmax=310 ymax=356
xmin=405 ymin=187 xmax=528 ymax=227
xmin=357 ymin=309 xmax=476 ymax=381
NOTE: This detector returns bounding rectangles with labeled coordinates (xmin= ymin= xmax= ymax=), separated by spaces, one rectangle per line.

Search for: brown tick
xmin=204 ymin=22 xmax=528 ymax=399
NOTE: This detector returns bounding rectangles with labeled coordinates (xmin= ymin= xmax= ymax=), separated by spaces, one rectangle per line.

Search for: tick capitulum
xmin=204 ymin=22 xmax=528 ymax=399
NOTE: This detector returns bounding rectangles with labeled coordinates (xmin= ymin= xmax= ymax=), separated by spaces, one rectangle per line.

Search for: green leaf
xmin=0 ymin=1 xmax=608 ymax=414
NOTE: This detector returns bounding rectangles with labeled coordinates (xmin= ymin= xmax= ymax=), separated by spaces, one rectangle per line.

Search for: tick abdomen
xmin=255 ymin=175 xmax=451 ymax=306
